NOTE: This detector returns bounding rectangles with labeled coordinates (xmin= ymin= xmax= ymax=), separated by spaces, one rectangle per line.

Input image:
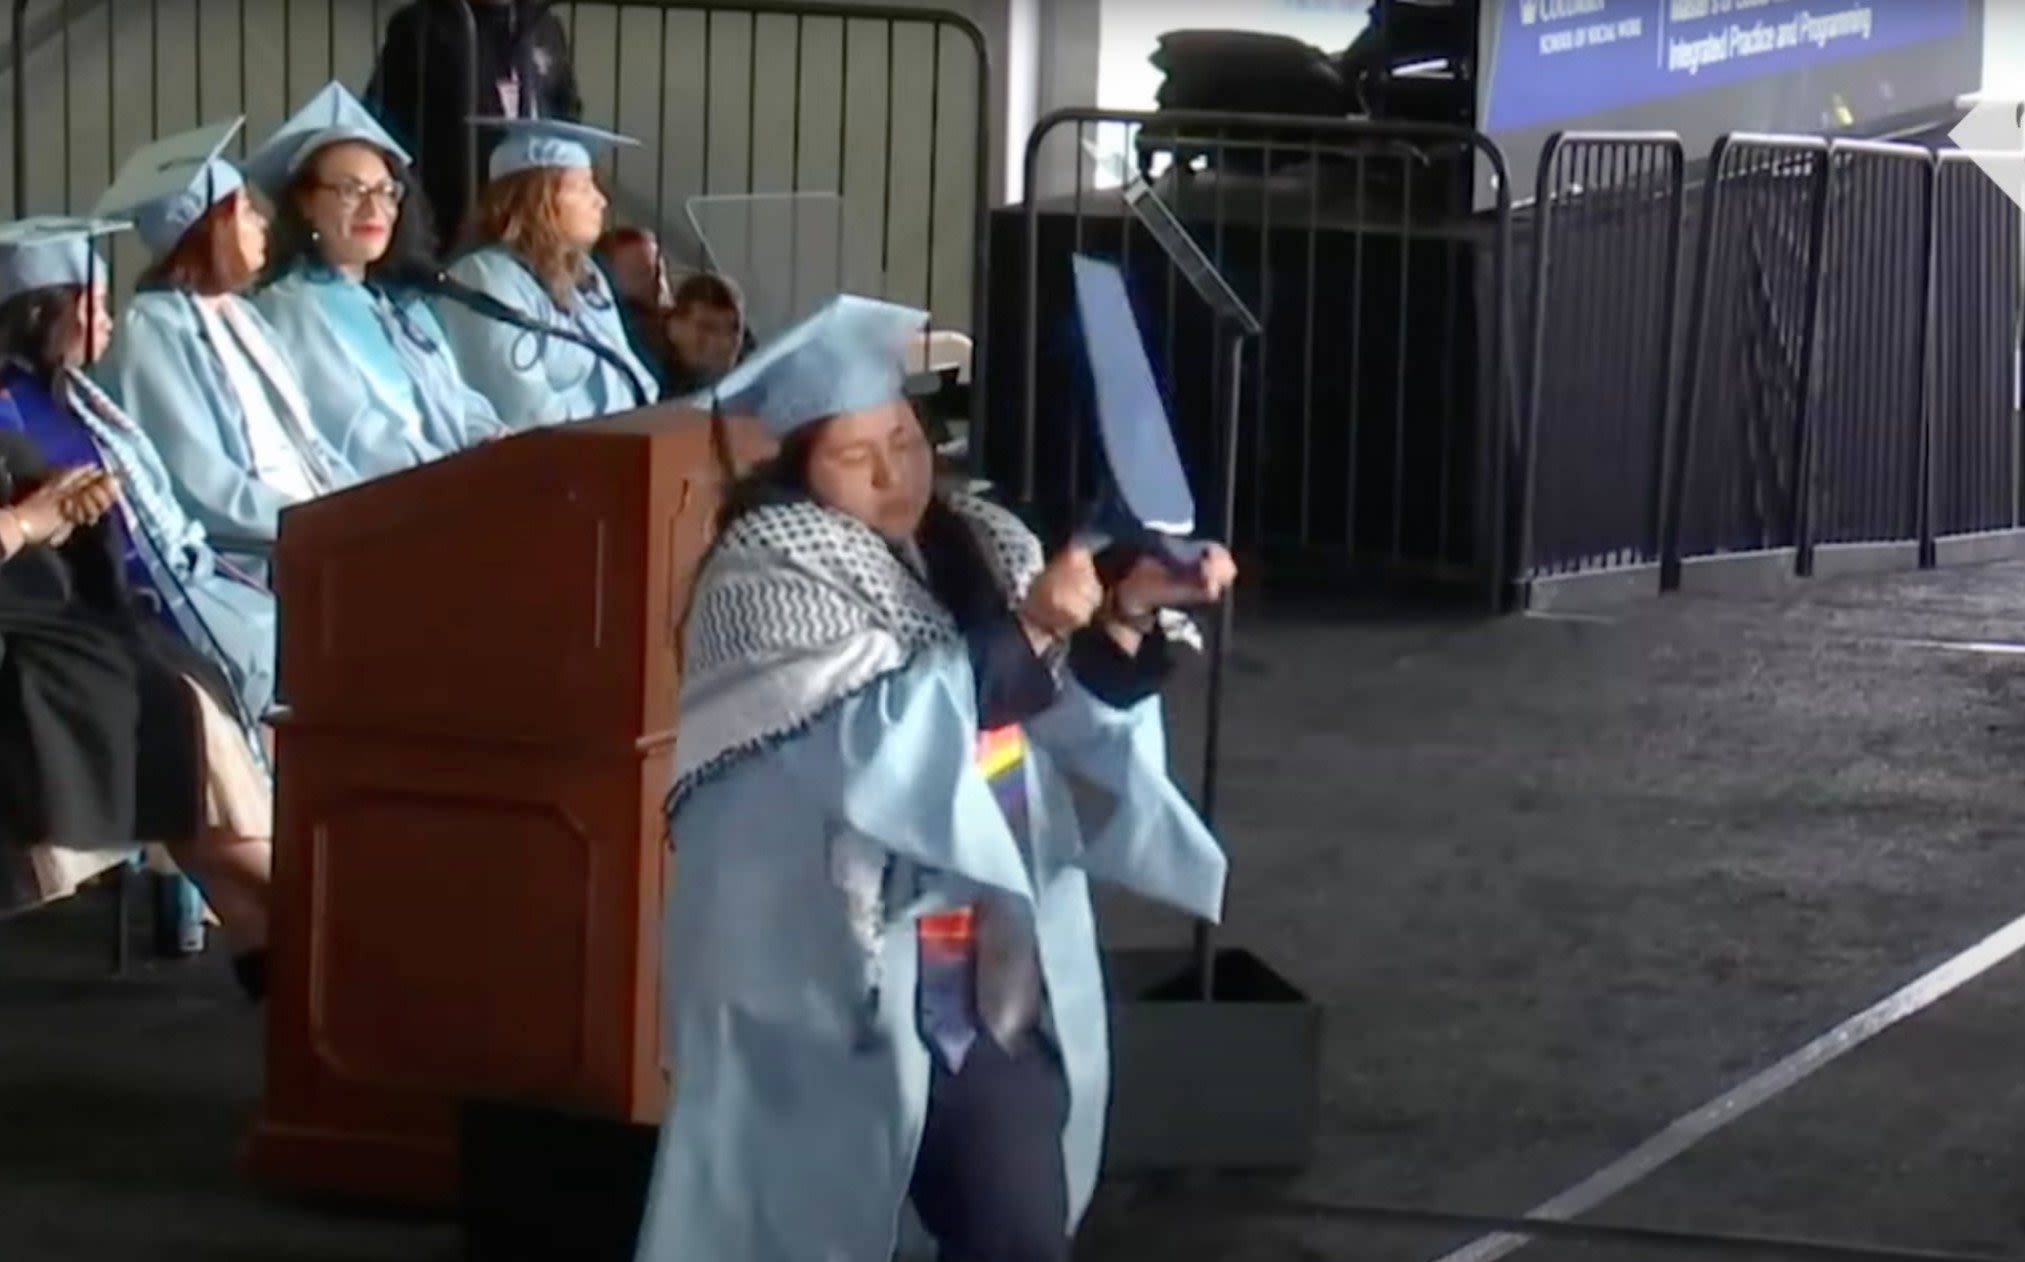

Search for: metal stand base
xmin=1103 ymin=945 xmax=1322 ymax=1173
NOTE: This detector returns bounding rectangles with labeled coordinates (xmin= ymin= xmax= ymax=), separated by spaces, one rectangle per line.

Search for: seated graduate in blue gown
xmin=633 ymin=296 xmax=1239 ymax=1262
xmin=0 ymin=218 xmax=275 ymax=999
xmin=435 ymin=118 xmax=656 ymax=430
xmin=0 ymin=216 xmax=276 ymax=738
xmin=93 ymin=120 xmax=357 ymax=573
xmin=248 ymin=82 xmax=504 ymax=481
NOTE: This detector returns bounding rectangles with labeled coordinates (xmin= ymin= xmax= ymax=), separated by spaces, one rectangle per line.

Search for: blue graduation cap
xmin=1070 ymin=254 xmax=1206 ymax=561
xmin=477 ymin=117 xmax=639 ymax=181
xmin=704 ymin=293 xmax=929 ymax=438
xmin=93 ymin=118 xmax=246 ymax=258
xmin=245 ymin=81 xmax=412 ymax=196
xmin=0 ymin=216 xmax=129 ymax=303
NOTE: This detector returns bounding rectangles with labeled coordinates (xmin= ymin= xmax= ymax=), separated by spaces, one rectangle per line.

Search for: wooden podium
xmin=247 ymin=405 xmax=765 ymax=1206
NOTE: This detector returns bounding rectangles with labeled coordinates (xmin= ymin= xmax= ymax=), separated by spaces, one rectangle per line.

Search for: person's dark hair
xmin=671 ymin=271 xmax=741 ymax=318
xmin=263 ymin=144 xmax=439 ymax=285
xmin=712 ymin=424 xmax=820 ymax=533
xmin=0 ymin=285 xmax=83 ymax=380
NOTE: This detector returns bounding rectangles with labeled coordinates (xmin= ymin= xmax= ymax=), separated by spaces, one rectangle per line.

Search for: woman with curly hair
xmin=250 ymin=81 xmax=504 ymax=480
xmin=435 ymin=118 xmax=655 ymax=430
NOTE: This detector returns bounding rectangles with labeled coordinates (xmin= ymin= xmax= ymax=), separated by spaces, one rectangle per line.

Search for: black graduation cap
xmin=1070 ymin=253 xmax=1210 ymax=565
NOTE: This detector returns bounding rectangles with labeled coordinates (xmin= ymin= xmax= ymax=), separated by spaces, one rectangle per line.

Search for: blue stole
xmin=0 ymin=367 xmax=150 ymax=601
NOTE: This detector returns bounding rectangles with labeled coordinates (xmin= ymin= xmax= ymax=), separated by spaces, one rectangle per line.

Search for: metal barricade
xmin=1517 ymin=131 xmax=1686 ymax=607
xmin=1927 ymin=149 xmax=2024 ymax=564
xmin=4 ymin=0 xmax=990 ymax=367
xmin=1802 ymin=140 xmax=1935 ymax=577
xmin=1661 ymin=134 xmax=1832 ymax=589
xmin=1003 ymin=108 xmax=1514 ymax=602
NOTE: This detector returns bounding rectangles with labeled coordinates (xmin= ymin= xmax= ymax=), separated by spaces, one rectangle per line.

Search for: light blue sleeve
xmin=101 ymin=299 xmax=290 ymax=555
xmin=254 ymin=282 xmax=429 ymax=482
xmin=435 ymin=250 xmax=576 ymax=431
xmin=405 ymin=301 xmax=508 ymax=449
xmin=1022 ymin=679 xmax=1228 ymax=922
xmin=778 ymin=643 xmax=1038 ymax=911
xmin=581 ymin=270 xmax=658 ymax=411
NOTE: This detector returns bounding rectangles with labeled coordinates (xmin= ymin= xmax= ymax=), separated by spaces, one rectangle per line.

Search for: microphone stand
xmin=404 ymin=268 xmax=653 ymax=412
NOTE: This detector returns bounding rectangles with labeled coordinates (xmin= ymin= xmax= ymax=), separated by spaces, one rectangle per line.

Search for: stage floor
xmin=10 ymin=560 xmax=2025 ymax=1260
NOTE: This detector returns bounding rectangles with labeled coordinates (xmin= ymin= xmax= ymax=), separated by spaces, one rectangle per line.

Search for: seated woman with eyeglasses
xmin=95 ymin=121 xmax=357 ymax=575
xmin=435 ymin=118 xmax=656 ymax=430
xmin=250 ymin=83 xmax=504 ymax=481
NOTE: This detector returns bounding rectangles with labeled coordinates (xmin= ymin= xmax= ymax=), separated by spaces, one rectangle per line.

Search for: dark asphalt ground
xmin=10 ymin=560 xmax=2025 ymax=1261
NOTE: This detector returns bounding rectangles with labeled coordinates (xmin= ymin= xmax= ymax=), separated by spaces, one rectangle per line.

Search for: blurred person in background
xmin=368 ymin=0 xmax=583 ymax=245
xmin=596 ymin=227 xmax=676 ymax=398
xmin=662 ymin=271 xmax=746 ymax=398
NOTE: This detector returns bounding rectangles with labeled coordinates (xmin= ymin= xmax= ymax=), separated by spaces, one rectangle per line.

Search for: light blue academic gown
xmin=254 ymin=264 xmax=505 ymax=480
xmin=634 ymin=642 xmax=1227 ymax=1262
xmin=98 ymin=289 xmax=358 ymax=569
xmin=434 ymin=244 xmax=656 ymax=431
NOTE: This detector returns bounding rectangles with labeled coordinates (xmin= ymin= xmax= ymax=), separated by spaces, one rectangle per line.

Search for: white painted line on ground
xmin=1429 ymin=908 xmax=2025 ymax=1262
xmin=1881 ymin=637 xmax=2025 ymax=656
xmin=1522 ymin=610 xmax=1619 ymax=625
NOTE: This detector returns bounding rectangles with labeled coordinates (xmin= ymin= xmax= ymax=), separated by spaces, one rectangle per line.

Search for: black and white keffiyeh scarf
xmin=668 ymin=491 xmax=1044 ymax=812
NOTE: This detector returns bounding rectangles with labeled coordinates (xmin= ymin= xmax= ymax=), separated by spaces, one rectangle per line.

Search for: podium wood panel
xmin=249 ymin=407 xmax=768 ymax=1205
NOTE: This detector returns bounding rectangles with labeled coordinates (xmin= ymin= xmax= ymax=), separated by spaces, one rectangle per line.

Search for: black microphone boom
xmin=390 ymin=264 xmax=652 ymax=412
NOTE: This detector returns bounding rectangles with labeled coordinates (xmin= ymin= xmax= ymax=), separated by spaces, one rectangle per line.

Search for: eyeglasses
xmin=311 ymin=179 xmax=406 ymax=210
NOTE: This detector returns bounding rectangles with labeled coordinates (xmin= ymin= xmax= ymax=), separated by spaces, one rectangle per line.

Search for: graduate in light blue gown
xmin=93 ymin=120 xmax=356 ymax=573
xmin=435 ymin=118 xmax=656 ymax=430
xmin=249 ymin=82 xmax=504 ymax=480
xmin=0 ymin=216 xmax=276 ymax=736
xmin=634 ymin=296 xmax=1239 ymax=1262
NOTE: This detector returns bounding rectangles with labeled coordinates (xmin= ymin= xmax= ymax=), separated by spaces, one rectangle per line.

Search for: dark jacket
xmin=0 ymin=429 xmax=226 ymax=847
xmin=367 ymin=0 xmax=584 ymax=248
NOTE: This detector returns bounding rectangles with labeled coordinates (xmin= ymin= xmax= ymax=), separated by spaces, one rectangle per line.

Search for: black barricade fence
xmin=1929 ymin=150 xmax=2024 ymax=551
xmin=1803 ymin=141 xmax=1933 ymax=571
xmin=1517 ymin=132 xmax=1686 ymax=592
xmin=1663 ymin=135 xmax=1831 ymax=581
xmin=992 ymin=109 xmax=1513 ymax=599
xmin=5 ymin=0 xmax=988 ymax=346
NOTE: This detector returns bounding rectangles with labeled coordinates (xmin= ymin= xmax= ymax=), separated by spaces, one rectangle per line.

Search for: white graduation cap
xmin=474 ymin=117 xmax=639 ymax=181
xmin=704 ymin=293 xmax=929 ymax=438
xmin=245 ymin=81 xmax=412 ymax=196
xmin=93 ymin=118 xmax=247 ymax=258
xmin=0 ymin=215 xmax=130 ymax=303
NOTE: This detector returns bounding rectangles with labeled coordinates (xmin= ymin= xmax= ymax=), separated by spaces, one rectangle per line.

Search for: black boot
xmin=231 ymin=949 xmax=268 ymax=1003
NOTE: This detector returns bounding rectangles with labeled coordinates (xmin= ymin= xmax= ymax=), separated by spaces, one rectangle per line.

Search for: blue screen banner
xmin=1485 ymin=0 xmax=1968 ymax=132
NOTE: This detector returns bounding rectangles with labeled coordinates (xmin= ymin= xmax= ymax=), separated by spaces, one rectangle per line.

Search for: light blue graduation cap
xmin=477 ymin=117 xmax=639 ymax=181
xmin=704 ymin=293 xmax=929 ymax=438
xmin=93 ymin=118 xmax=246 ymax=258
xmin=245 ymin=81 xmax=412 ymax=196
xmin=1070 ymin=253 xmax=1206 ymax=561
xmin=0 ymin=215 xmax=129 ymax=303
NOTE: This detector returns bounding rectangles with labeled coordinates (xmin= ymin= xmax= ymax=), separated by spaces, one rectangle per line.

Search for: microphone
xmin=384 ymin=263 xmax=653 ymax=412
